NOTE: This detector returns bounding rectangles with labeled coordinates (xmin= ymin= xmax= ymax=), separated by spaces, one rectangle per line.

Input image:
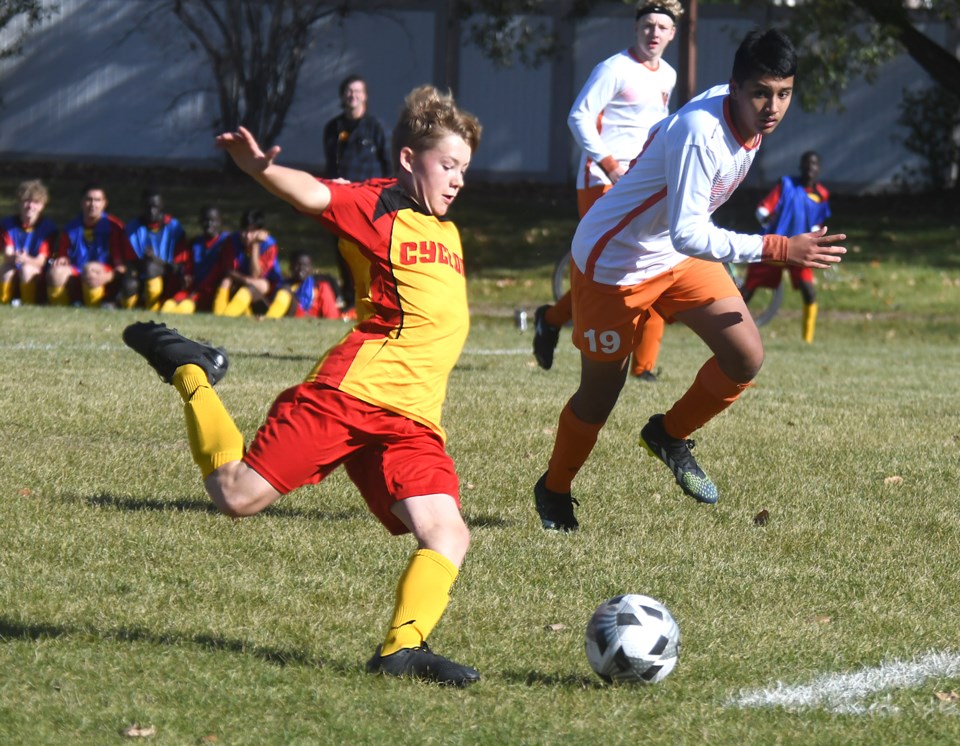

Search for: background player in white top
xmin=534 ymin=0 xmax=682 ymax=382
xmin=533 ymin=28 xmax=847 ymax=531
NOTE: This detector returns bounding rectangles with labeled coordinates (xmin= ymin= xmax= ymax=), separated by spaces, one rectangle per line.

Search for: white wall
xmin=0 ymin=0 xmax=945 ymax=193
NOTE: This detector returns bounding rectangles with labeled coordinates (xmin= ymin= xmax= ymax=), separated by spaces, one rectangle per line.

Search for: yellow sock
xmin=47 ymin=284 xmax=69 ymax=306
xmin=380 ymin=549 xmax=458 ymax=656
xmin=160 ymin=299 xmax=178 ymax=313
xmin=802 ymin=302 xmax=817 ymax=343
xmin=144 ymin=276 xmax=164 ymax=311
xmin=83 ymin=284 xmax=105 ymax=307
xmin=119 ymin=293 xmax=138 ymax=309
xmin=223 ymin=286 xmax=253 ymax=317
xmin=20 ymin=277 xmax=38 ymax=305
xmin=265 ymin=288 xmax=292 ymax=318
xmin=212 ymin=286 xmax=230 ymax=315
xmin=0 ymin=280 xmax=12 ymax=304
xmin=172 ymin=364 xmax=244 ymax=479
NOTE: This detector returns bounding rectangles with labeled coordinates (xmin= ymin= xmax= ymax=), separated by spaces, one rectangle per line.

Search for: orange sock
xmin=546 ymin=401 xmax=605 ymax=493
xmin=544 ymin=292 xmax=573 ymax=328
xmin=663 ymin=357 xmax=752 ymax=439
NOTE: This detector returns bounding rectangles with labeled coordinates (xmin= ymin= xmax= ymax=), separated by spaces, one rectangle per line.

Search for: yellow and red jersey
xmin=305 ymin=178 xmax=469 ymax=440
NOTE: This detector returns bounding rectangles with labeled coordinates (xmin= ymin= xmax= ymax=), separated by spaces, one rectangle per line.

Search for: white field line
xmin=729 ymin=650 xmax=960 ymax=715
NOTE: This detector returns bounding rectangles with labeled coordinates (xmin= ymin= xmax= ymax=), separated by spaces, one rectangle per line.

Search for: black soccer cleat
xmin=639 ymin=414 xmax=718 ymax=504
xmin=532 ymin=305 xmax=561 ymax=370
xmin=123 ymin=321 xmax=228 ymax=386
xmin=534 ymin=472 xmax=579 ymax=531
xmin=366 ymin=643 xmax=480 ymax=687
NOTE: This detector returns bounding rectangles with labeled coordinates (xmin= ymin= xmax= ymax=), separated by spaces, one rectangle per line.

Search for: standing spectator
xmin=533 ymin=0 xmax=682 ymax=381
xmin=322 ymin=74 xmax=391 ymax=312
xmin=213 ymin=208 xmax=285 ymax=317
xmin=1 ymin=179 xmax=57 ymax=305
xmin=532 ymin=29 xmax=846 ymax=532
xmin=47 ymin=183 xmax=135 ymax=308
xmin=742 ymin=150 xmax=831 ymax=343
xmin=124 ymin=186 xmax=189 ymax=311
xmin=161 ymin=205 xmax=231 ymax=315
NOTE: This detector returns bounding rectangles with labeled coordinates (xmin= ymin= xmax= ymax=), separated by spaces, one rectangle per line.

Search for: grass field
xmin=2 ymin=169 xmax=960 ymax=743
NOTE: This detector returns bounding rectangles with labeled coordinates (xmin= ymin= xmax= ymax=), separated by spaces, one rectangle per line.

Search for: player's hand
xmin=215 ymin=126 xmax=281 ymax=175
xmin=786 ymin=227 xmax=846 ymax=268
xmin=607 ymin=165 xmax=627 ymax=184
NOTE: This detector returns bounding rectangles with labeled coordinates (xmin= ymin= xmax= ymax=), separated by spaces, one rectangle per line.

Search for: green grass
xmin=3 ymin=302 xmax=960 ymax=744
xmin=2 ymin=167 xmax=960 ymax=742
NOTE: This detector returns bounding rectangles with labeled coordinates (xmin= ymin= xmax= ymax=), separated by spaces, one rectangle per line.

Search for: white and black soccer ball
xmin=585 ymin=594 xmax=680 ymax=684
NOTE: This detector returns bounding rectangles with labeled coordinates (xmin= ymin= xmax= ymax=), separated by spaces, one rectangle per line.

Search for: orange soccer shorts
xmin=243 ymin=383 xmax=460 ymax=535
xmin=571 ymin=257 xmax=739 ymax=361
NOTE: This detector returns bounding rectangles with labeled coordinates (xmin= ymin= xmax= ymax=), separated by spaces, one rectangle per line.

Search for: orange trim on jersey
xmin=626 ymin=47 xmax=659 ymax=71
xmin=584 ymin=186 xmax=668 ymax=280
xmin=722 ymin=97 xmax=761 ymax=151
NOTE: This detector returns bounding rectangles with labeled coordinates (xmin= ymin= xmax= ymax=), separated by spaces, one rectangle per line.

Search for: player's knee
xmin=205 ymin=465 xmax=271 ymax=518
xmin=210 ymin=486 xmax=260 ymax=518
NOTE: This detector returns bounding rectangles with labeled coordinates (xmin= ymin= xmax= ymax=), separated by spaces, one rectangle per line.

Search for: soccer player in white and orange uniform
xmin=534 ymin=0 xmax=682 ymax=380
xmin=534 ymin=29 xmax=847 ymax=530
xmin=123 ymin=85 xmax=483 ymax=686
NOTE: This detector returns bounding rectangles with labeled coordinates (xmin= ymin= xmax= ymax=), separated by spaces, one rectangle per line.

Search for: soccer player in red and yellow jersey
xmin=123 ymin=85 xmax=482 ymax=686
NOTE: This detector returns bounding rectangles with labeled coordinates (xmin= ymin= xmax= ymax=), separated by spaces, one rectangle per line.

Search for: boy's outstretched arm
xmin=216 ymin=126 xmax=331 ymax=215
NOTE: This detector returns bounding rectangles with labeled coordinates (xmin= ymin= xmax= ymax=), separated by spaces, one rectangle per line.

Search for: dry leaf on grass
xmin=883 ymin=475 xmax=904 ymax=486
xmin=806 ymin=614 xmax=832 ymax=624
xmin=935 ymin=690 xmax=960 ymax=703
xmin=121 ymin=724 xmax=156 ymax=738
xmin=753 ymin=509 xmax=770 ymax=526
xmin=19 ymin=488 xmax=33 ymax=496
xmin=544 ymin=623 xmax=567 ymax=632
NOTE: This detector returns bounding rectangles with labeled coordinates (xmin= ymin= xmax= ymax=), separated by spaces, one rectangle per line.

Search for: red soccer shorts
xmin=742 ymin=262 xmax=813 ymax=292
xmin=243 ymin=383 xmax=460 ymax=535
xmin=571 ymin=257 xmax=740 ymax=362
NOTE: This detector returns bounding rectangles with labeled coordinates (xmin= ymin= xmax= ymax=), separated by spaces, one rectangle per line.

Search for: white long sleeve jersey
xmin=568 ymin=49 xmax=676 ymax=190
xmin=572 ymin=85 xmax=767 ymax=286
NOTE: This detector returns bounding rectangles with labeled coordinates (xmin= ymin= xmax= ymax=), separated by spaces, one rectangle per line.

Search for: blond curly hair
xmin=636 ymin=1 xmax=684 ymax=22
xmin=391 ymin=85 xmax=482 ymax=169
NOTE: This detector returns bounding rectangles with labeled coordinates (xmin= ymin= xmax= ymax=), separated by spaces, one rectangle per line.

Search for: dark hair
xmin=731 ymin=29 xmax=797 ymax=85
xmin=140 ymin=185 xmax=162 ymax=202
xmin=339 ymin=74 xmax=366 ymax=97
xmin=800 ymin=150 xmax=820 ymax=162
xmin=240 ymin=208 xmax=266 ymax=229
xmin=289 ymin=249 xmax=310 ymax=263
xmin=81 ymin=181 xmax=105 ymax=196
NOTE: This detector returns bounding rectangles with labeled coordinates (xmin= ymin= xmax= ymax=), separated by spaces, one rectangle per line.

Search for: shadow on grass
xmin=501 ymin=669 xmax=601 ymax=688
xmin=79 ymin=494 xmax=514 ymax=529
xmin=76 ymin=492 xmax=371 ymax=524
xmin=0 ymin=615 xmax=355 ymax=672
xmin=464 ymin=512 xmax=511 ymax=529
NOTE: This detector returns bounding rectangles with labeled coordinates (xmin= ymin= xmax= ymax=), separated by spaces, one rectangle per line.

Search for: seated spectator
xmin=123 ymin=186 xmax=189 ymax=310
xmin=266 ymin=250 xmax=342 ymax=319
xmin=213 ymin=208 xmax=285 ymax=317
xmin=47 ymin=183 xmax=135 ymax=308
xmin=161 ymin=205 xmax=231 ymax=315
xmin=1 ymin=179 xmax=57 ymax=305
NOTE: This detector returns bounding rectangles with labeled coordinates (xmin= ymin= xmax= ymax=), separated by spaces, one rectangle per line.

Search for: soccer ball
xmin=584 ymin=594 xmax=681 ymax=684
